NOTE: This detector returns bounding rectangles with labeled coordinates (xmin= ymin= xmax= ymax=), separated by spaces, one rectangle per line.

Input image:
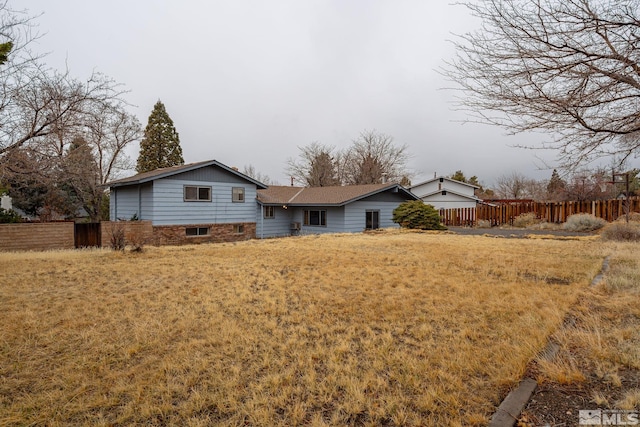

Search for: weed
xmin=513 ymin=212 xmax=540 ymax=228
xmin=563 ymin=213 xmax=607 ymax=232
xmin=600 ymin=222 xmax=640 ymax=241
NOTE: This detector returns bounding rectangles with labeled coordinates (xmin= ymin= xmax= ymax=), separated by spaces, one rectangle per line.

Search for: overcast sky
xmin=20 ymin=0 xmax=560 ymax=187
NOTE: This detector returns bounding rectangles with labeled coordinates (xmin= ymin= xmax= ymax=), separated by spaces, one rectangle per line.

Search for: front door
xmin=365 ymin=210 xmax=379 ymax=230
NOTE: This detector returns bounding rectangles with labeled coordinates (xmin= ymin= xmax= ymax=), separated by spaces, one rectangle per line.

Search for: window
xmin=232 ymin=187 xmax=245 ymax=202
xmin=186 ymin=227 xmax=209 ymax=236
xmin=303 ymin=210 xmax=327 ymax=226
xmin=184 ymin=186 xmax=211 ymax=201
xmin=233 ymin=224 xmax=245 ymax=234
xmin=264 ymin=206 xmax=275 ymax=218
xmin=366 ymin=210 xmax=380 ymax=230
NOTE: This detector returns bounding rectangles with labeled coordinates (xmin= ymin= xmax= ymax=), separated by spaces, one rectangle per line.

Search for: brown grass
xmin=533 ymin=240 xmax=640 ymax=406
xmin=0 ymin=231 xmax=604 ymax=426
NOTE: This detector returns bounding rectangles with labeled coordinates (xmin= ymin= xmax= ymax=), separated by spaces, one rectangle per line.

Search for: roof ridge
xmin=287 ymin=187 xmax=306 ymax=203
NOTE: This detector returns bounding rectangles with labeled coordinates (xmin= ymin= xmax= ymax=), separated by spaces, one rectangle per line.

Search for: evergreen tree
xmin=0 ymin=41 xmax=12 ymax=65
xmin=449 ymin=170 xmax=467 ymax=183
xmin=136 ymin=101 xmax=184 ymax=173
xmin=546 ymin=169 xmax=566 ymax=201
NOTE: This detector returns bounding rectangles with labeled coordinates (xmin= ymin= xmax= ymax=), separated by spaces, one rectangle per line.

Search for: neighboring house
xmin=0 ymin=194 xmax=11 ymax=211
xmin=108 ymin=160 xmax=267 ymax=245
xmin=410 ymin=176 xmax=481 ymax=210
xmin=256 ymin=183 xmax=419 ymax=239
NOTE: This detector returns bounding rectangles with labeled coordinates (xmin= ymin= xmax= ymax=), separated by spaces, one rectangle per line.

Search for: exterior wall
xmin=256 ymin=205 xmax=294 ymax=238
xmin=149 ymin=179 xmax=257 ymax=225
xmin=411 ymin=178 xmax=476 ymax=198
xmin=141 ymin=183 xmax=154 ymax=219
xmin=1 ymin=194 xmax=11 ymax=210
xmin=0 ymin=222 xmax=75 ymax=251
xmin=286 ymin=206 xmax=345 ymax=235
xmin=152 ymin=222 xmax=255 ymax=246
xmin=111 ymin=186 xmax=143 ymax=221
xmin=344 ymin=200 xmax=400 ymax=231
xmin=422 ymin=192 xmax=477 ymax=210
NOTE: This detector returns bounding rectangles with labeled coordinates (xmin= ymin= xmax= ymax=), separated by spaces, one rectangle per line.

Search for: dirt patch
xmin=519 ymin=366 xmax=640 ymax=427
xmin=447 ymin=226 xmax=596 ymax=239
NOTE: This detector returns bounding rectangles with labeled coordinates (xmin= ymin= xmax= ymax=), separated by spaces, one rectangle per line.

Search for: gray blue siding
xmin=344 ymin=201 xmax=399 ymax=231
xmin=256 ymin=206 xmax=294 ymax=238
xmin=150 ymin=179 xmax=257 ymax=225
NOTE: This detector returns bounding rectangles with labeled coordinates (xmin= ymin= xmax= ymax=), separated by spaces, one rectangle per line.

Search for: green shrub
xmin=0 ymin=207 xmax=22 ymax=223
xmin=600 ymin=222 xmax=640 ymax=242
xmin=392 ymin=201 xmax=446 ymax=230
xmin=512 ymin=212 xmax=539 ymax=228
xmin=563 ymin=213 xmax=606 ymax=232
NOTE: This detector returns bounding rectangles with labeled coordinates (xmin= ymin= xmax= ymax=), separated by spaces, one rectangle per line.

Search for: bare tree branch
xmin=443 ymin=0 xmax=640 ymax=168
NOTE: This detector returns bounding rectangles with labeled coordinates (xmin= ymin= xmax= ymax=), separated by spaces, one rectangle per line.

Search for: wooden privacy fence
xmin=440 ymin=197 xmax=640 ymax=227
xmin=438 ymin=207 xmax=476 ymax=227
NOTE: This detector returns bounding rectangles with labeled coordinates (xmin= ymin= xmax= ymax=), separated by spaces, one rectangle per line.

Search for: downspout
xmin=260 ymin=204 xmax=264 ymax=239
xmin=138 ymin=184 xmax=142 ymax=219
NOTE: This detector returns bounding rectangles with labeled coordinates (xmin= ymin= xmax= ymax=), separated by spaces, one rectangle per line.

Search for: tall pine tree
xmin=136 ymin=101 xmax=184 ymax=173
xmin=546 ymin=169 xmax=566 ymax=201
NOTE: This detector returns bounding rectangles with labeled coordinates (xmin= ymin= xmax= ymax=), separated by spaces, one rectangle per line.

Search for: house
xmin=108 ymin=160 xmax=267 ymax=245
xmin=409 ymin=176 xmax=481 ymax=210
xmin=256 ymin=183 xmax=419 ymax=238
xmin=0 ymin=194 xmax=11 ymax=211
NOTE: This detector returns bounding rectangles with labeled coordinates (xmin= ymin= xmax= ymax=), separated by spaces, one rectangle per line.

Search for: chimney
xmin=291 ymin=176 xmax=294 ymax=186
xmin=382 ymin=173 xmax=388 ymax=184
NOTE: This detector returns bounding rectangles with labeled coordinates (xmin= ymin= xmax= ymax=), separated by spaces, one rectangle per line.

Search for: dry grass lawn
xmin=519 ymin=240 xmax=640 ymax=425
xmin=0 ymin=231 xmax=605 ymax=426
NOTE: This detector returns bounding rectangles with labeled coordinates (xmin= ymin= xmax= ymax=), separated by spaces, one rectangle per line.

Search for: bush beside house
xmin=393 ymin=200 xmax=446 ymax=230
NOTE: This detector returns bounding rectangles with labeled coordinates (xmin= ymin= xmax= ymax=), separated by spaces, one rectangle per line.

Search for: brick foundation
xmin=152 ymin=223 xmax=256 ymax=246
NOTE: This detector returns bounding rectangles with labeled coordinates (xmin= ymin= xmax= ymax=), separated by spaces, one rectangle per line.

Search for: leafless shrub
xmin=126 ymin=225 xmax=150 ymax=253
xmin=109 ymin=222 xmax=125 ymax=251
xmin=601 ymin=222 xmax=640 ymax=242
xmin=513 ymin=212 xmax=539 ymax=228
xmin=563 ymin=214 xmax=606 ymax=232
xmin=475 ymin=219 xmax=492 ymax=228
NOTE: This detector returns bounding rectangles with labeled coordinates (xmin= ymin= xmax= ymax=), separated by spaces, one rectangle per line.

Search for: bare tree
xmin=563 ymin=169 xmax=612 ymax=201
xmin=494 ymin=171 xmax=535 ymax=199
xmin=0 ymin=5 xmax=140 ymax=220
xmin=243 ymin=164 xmax=274 ymax=185
xmin=340 ymin=130 xmax=410 ymax=185
xmin=444 ymin=0 xmax=640 ymax=168
xmin=286 ymin=142 xmax=340 ymax=187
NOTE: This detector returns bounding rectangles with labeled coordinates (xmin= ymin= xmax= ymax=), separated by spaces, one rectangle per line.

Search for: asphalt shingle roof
xmin=107 ymin=160 xmax=267 ymax=189
xmin=257 ymin=183 xmax=415 ymax=206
